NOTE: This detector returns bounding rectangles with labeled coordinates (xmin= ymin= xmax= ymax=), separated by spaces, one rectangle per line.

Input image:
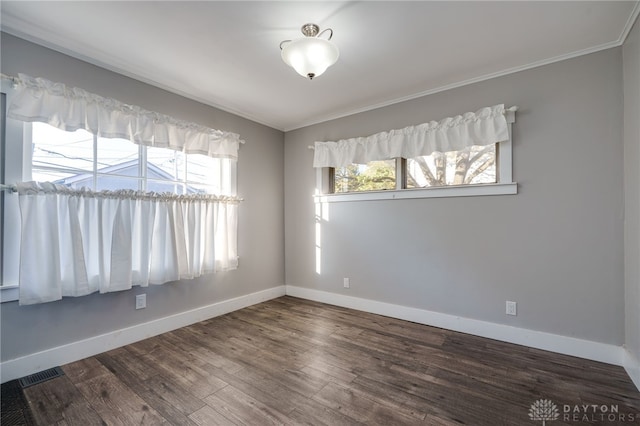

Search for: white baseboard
xmin=624 ymin=349 xmax=640 ymax=390
xmin=0 ymin=285 xmax=285 ymax=384
xmin=285 ymin=285 xmax=625 ymax=367
xmin=3 ymin=284 xmax=632 ymax=389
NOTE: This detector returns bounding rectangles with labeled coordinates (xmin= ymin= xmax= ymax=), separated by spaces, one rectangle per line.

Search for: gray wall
xmin=0 ymin=33 xmax=285 ymax=361
xmin=1 ymin=28 xmax=631 ymax=363
xmin=285 ymin=48 xmax=625 ymax=345
xmin=624 ymin=19 xmax=640 ymax=370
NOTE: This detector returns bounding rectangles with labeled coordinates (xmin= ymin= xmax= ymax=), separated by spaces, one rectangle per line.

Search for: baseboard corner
xmin=624 ymin=348 xmax=640 ymax=391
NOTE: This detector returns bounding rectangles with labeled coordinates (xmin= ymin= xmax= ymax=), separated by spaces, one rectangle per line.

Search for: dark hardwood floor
xmin=16 ymin=296 xmax=640 ymax=425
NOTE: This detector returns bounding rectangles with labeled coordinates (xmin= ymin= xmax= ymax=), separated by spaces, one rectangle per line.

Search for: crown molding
xmin=620 ymin=0 xmax=640 ymax=44
xmin=3 ymin=2 xmax=639 ymax=133
xmin=284 ymin=1 xmax=640 ymax=131
xmin=0 ymin=15 xmax=278 ymax=131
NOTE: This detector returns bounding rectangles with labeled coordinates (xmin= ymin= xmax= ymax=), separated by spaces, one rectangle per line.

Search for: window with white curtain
xmin=29 ymin=122 xmax=234 ymax=195
xmin=315 ymin=104 xmax=517 ymax=201
xmin=406 ymin=144 xmax=497 ymax=188
xmin=1 ymin=74 xmax=242 ymax=305
xmin=333 ymin=160 xmax=397 ymax=193
xmin=333 ymin=144 xmax=497 ymax=193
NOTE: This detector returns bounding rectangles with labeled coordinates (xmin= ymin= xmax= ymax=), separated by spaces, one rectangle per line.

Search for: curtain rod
xmin=1 ymin=183 xmax=245 ymax=201
xmin=0 ymin=184 xmax=17 ymax=192
xmin=0 ymin=73 xmax=20 ymax=87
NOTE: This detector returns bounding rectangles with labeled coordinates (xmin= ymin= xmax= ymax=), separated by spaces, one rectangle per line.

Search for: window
xmin=2 ymin=120 xmax=237 ymax=298
xmin=30 ymin=122 xmax=234 ymax=195
xmin=333 ymin=160 xmax=396 ymax=193
xmin=315 ymin=105 xmax=517 ymax=202
xmin=332 ymin=144 xmax=498 ymax=194
xmin=2 ymin=74 xmax=242 ymax=304
xmin=406 ymin=144 xmax=496 ymax=188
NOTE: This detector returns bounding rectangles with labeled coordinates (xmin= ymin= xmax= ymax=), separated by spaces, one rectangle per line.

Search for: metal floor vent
xmin=18 ymin=366 xmax=64 ymax=388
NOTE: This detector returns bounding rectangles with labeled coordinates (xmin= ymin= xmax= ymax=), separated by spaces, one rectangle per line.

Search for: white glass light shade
xmin=281 ymin=37 xmax=339 ymax=80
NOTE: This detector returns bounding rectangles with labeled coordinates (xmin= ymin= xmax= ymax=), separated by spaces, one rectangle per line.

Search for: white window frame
xmin=1 ymin=82 xmax=237 ymax=302
xmin=1 ymin=90 xmax=24 ymax=301
xmin=314 ymin=109 xmax=517 ymax=203
xmin=28 ymin=124 xmax=237 ymax=196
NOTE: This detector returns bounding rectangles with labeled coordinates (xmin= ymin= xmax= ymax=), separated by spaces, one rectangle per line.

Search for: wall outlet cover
xmin=136 ymin=294 xmax=146 ymax=310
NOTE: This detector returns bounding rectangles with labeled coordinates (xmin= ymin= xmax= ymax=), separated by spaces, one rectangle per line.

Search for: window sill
xmin=1 ymin=285 xmax=19 ymax=303
xmin=314 ymin=182 xmax=517 ymax=203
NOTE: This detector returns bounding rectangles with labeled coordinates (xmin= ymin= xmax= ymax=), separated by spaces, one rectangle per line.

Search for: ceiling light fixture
xmin=280 ymin=23 xmax=339 ymax=80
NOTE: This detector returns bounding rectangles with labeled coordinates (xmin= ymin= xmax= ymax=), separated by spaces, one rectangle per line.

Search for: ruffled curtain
xmin=16 ymin=182 xmax=240 ymax=305
xmin=313 ymin=104 xmax=514 ymax=168
xmin=7 ymin=73 xmax=242 ymax=160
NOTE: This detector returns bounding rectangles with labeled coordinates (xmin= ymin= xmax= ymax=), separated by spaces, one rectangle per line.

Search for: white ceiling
xmin=1 ymin=1 xmax=638 ymax=131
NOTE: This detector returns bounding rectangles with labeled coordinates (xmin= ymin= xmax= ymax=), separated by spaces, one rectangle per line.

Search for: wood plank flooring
xmin=19 ymin=296 xmax=640 ymax=425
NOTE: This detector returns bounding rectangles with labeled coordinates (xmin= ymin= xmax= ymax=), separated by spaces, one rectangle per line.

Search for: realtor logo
xmin=529 ymin=398 xmax=638 ymax=423
xmin=529 ymin=399 xmax=560 ymax=425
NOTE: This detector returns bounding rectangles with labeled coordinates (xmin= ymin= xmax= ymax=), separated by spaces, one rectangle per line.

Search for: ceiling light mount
xmin=280 ymin=23 xmax=339 ymax=80
xmin=301 ymin=23 xmax=319 ymax=37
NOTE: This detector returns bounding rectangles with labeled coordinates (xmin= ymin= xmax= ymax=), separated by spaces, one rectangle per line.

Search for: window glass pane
xmin=147 ymin=146 xmax=185 ymax=181
xmin=187 ymin=183 xmax=216 ymax=195
xmin=146 ymin=178 xmax=185 ymax=194
xmin=97 ymin=137 xmax=139 ymax=171
xmin=32 ymin=122 xmax=94 ymax=173
xmin=95 ymin=175 xmax=141 ymax=192
xmin=31 ymin=169 xmax=81 ymax=185
xmin=29 ymin=125 xmax=231 ymax=195
xmin=406 ymin=144 xmax=496 ymax=188
xmin=186 ymin=155 xmax=231 ymax=194
xmin=186 ymin=153 xmax=215 ymax=185
xmin=334 ymin=160 xmax=396 ymax=193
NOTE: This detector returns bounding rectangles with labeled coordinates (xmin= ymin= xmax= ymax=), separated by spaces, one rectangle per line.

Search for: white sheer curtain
xmin=7 ymin=73 xmax=243 ymax=159
xmin=17 ymin=182 xmax=239 ymax=305
xmin=313 ymin=104 xmax=516 ymax=168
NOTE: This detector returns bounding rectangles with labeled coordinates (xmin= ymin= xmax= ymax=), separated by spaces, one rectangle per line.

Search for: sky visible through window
xmin=30 ymin=122 xmax=227 ymax=194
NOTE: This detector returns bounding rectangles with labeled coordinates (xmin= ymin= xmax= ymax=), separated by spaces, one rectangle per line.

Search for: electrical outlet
xmin=343 ymin=278 xmax=350 ymax=288
xmin=136 ymin=294 xmax=146 ymax=310
xmin=506 ymin=301 xmax=517 ymax=316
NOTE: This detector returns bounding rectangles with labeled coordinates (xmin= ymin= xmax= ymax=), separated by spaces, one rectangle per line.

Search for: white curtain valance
xmin=7 ymin=73 xmax=243 ymax=160
xmin=313 ymin=104 xmax=515 ymax=168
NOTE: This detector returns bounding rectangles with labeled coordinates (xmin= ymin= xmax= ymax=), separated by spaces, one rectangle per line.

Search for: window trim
xmin=1 ymin=93 xmax=23 ymax=301
xmin=316 ymin=182 xmax=516 ymax=203
xmin=2 ymin=88 xmax=24 ymax=300
xmin=0 ymin=93 xmax=15 ymax=302
xmin=315 ymin=108 xmax=517 ymax=202
xmin=29 ymin=123 xmax=236 ymax=196
xmin=0 ymin=93 xmax=4 ymax=291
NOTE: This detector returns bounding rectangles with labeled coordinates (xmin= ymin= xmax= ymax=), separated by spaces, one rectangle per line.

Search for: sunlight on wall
xmin=314 ymin=188 xmax=330 ymax=275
